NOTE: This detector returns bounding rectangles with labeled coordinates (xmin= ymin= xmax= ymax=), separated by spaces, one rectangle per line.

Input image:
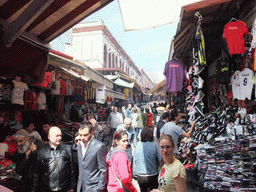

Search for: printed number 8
xmin=243 ymin=78 xmax=247 ymax=86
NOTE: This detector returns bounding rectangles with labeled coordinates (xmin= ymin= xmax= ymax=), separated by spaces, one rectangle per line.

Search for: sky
xmin=51 ymin=0 xmax=179 ymax=84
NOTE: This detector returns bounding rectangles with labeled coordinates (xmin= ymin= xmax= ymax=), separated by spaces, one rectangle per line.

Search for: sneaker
xmin=194 ymin=64 xmax=205 ymax=75
xmin=195 ymin=102 xmax=205 ymax=117
xmin=194 ymin=90 xmax=205 ymax=105
xmin=198 ymin=77 xmax=204 ymax=89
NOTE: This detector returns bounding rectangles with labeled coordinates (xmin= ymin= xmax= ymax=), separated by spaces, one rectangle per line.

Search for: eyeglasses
xmin=159 ymin=145 xmax=172 ymax=150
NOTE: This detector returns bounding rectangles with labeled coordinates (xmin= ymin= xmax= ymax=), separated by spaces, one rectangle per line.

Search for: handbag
xmin=110 ymin=158 xmax=129 ymax=192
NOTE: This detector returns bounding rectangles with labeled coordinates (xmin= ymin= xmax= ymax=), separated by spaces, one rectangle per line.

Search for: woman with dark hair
xmin=133 ymin=128 xmax=160 ymax=192
xmin=151 ymin=134 xmax=186 ymax=192
xmin=106 ymin=129 xmax=137 ymax=192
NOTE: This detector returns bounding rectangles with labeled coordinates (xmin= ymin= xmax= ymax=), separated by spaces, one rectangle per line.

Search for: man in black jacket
xmin=156 ymin=112 xmax=169 ymax=139
xmin=31 ymin=126 xmax=75 ymax=192
xmin=13 ymin=129 xmax=38 ymax=192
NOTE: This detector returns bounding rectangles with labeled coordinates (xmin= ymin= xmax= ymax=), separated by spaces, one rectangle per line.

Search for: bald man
xmin=31 ymin=127 xmax=75 ymax=192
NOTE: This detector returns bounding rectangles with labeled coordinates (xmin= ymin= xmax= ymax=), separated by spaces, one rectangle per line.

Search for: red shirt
xmin=223 ymin=20 xmax=249 ymax=55
xmin=34 ymin=71 xmax=52 ymax=88
xmin=60 ymin=79 xmax=67 ymax=95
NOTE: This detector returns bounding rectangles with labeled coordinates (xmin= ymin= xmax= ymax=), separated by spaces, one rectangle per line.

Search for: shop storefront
xmin=169 ymin=0 xmax=256 ymax=191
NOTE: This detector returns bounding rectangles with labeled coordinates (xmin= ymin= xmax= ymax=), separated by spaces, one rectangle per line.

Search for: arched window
xmin=104 ymin=45 xmax=107 ymax=68
xmin=112 ymin=54 xmax=114 ymax=68
xmin=115 ymin=56 xmax=118 ymax=68
xmin=108 ymin=53 xmax=111 ymax=68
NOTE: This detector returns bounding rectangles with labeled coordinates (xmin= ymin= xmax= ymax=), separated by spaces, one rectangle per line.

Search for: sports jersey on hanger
xmin=239 ymin=68 xmax=254 ymax=100
xmin=195 ymin=24 xmax=206 ymax=65
xmin=231 ymin=70 xmax=241 ymax=100
xmin=223 ymin=20 xmax=249 ymax=55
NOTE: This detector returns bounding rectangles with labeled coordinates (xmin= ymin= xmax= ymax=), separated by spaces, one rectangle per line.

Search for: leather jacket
xmin=31 ymin=143 xmax=75 ymax=192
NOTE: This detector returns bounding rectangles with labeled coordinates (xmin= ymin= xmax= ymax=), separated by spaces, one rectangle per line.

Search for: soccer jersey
xmin=239 ymin=68 xmax=254 ymax=100
xmin=223 ymin=20 xmax=249 ymax=55
xmin=231 ymin=70 xmax=241 ymax=100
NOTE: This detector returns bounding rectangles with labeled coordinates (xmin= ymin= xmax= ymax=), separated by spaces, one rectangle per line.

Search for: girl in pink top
xmin=106 ymin=130 xmax=137 ymax=192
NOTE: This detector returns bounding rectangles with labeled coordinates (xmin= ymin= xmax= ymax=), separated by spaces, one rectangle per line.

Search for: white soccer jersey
xmin=231 ymin=70 xmax=241 ymax=100
xmin=239 ymin=68 xmax=254 ymax=100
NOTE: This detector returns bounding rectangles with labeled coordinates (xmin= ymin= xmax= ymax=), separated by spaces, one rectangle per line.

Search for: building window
xmin=112 ymin=54 xmax=114 ymax=68
xmin=104 ymin=45 xmax=107 ymax=68
xmin=115 ymin=56 xmax=118 ymax=68
xmin=108 ymin=53 xmax=111 ymax=68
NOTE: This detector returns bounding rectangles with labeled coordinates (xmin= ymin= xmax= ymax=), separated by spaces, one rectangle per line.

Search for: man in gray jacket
xmin=77 ymin=123 xmax=108 ymax=192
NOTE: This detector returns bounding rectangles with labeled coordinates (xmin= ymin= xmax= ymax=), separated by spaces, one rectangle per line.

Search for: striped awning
xmin=0 ymin=0 xmax=113 ymax=81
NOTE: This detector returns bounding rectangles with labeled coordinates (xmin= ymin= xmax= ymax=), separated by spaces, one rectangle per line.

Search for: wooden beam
xmin=0 ymin=0 xmax=8 ymax=7
xmin=1 ymin=0 xmax=54 ymax=47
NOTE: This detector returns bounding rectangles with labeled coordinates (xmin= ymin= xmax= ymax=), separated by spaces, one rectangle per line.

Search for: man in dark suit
xmin=77 ymin=124 xmax=108 ymax=192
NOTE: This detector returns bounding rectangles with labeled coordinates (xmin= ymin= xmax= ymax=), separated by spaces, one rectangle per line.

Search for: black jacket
xmin=156 ymin=120 xmax=166 ymax=139
xmin=31 ymin=143 xmax=75 ymax=192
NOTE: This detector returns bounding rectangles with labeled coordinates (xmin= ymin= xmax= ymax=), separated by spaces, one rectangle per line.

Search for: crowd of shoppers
xmin=0 ymin=102 xmax=197 ymax=192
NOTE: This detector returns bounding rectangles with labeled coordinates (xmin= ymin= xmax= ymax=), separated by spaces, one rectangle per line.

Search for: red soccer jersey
xmin=223 ymin=20 xmax=248 ymax=55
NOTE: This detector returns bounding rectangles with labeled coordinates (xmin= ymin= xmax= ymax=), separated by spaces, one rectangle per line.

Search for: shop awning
xmin=118 ymin=0 xmax=202 ymax=31
xmin=170 ymin=0 xmax=256 ymax=66
xmin=149 ymin=79 xmax=166 ymax=94
xmin=0 ymin=0 xmax=113 ymax=81
xmin=105 ymin=89 xmax=125 ymax=100
xmin=49 ymin=51 xmax=114 ymax=89
xmin=114 ymin=78 xmax=134 ymax=88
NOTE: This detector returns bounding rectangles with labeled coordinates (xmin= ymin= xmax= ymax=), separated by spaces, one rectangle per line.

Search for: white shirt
xmin=80 ymin=137 xmax=93 ymax=158
xmin=11 ymin=80 xmax=29 ymax=105
xmin=107 ymin=112 xmax=123 ymax=129
xmin=29 ymin=131 xmax=42 ymax=143
xmin=93 ymin=83 xmax=106 ymax=104
xmin=231 ymin=70 xmax=241 ymax=100
xmin=239 ymin=68 xmax=254 ymax=100
xmin=37 ymin=91 xmax=46 ymax=110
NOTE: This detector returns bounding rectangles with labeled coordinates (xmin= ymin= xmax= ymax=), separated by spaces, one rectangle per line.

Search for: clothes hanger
xmin=229 ymin=17 xmax=237 ymax=22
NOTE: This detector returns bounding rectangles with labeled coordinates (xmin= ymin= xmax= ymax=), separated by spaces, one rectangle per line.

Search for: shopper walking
xmin=146 ymin=108 xmax=154 ymax=129
xmin=106 ymin=129 xmax=137 ymax=192
xmin=136 ymin=106 xmax=147 ymax=140
xmin=160 ymin=109 xmax=196 ymax=156
xmin=133 ymin=128 xmax=161 ymax=192
xmin=31 ymin=127 xmax=75 ymax=192
xmin=107 ymin=106 xmax=123 ymax=138
xmin=151 ymin=134 xmax=186 ymax=192
xmin=77 ymin=124 xmax=108 ymax=192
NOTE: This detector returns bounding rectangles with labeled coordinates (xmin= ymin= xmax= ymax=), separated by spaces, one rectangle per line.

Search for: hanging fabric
xmin=194 ymin=12 xmax=206 ymax=66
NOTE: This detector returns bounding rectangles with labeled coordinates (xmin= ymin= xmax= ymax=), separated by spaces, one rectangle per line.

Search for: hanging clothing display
xmin=60 ymin=78 xmax=67 ymax=95
xmin=66 ymin=80 xmax=73 ymax=95
xmin=33 ymin=71 xmax=52 ymax=88
xmin=231 ymin=68 xmax=254 ymax=100
xmin=93 ymin=83 xmax=106 ymax=104
xmin=164 ymin=59 xmax=185 ymax=92
xmin=0 ymin=77 xmax=14 ymax=102
xmin=223 ymin=20 xmax=249 ymax=55
xmin=51 ymin=78 xmax=60 ymax=95
xmin=195 ymin=23 xmax=206 ymax=65
xmin=216 ymin=58 xmax=231 ymax=84
xmin=37 ymin=91 xmax=46 ymax=110
xmin=11 ymin=80 xmax=29 ymax=105
xmin=239 ymin=68 xmax=254 ymax=100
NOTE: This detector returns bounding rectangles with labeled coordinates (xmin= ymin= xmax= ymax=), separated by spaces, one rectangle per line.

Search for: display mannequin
xmin=11 ymin=74 xmax=29 ymax=111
